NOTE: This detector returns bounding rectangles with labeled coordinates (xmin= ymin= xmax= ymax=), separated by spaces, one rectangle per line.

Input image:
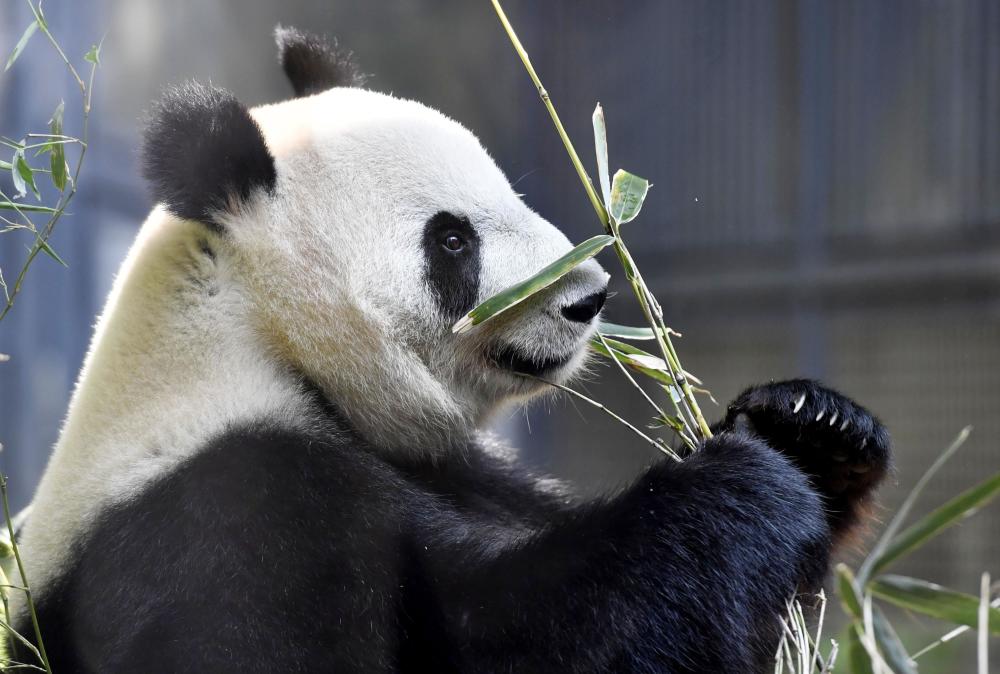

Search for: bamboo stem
xmin=0 ymin=26 xmax=98 ymax=323
xmin=490 ymin=0 xmax=714 ymax=443
xmin=490 ymin=0 xmax=609 ymax=228
xmin=0 ymin=475 xmax=50 ymax=673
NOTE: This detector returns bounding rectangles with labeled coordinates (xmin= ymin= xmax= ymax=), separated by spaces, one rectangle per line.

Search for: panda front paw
xmin=721 ymin=379 xmax=891 ymax=539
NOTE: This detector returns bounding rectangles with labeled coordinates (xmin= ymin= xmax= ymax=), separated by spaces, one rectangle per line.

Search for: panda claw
xmin=815 ymin=409 xmax=825 ymax=422
xmin=840 ymin=418 xmax=850 ymax=432
xmin=829 ymin=411 xmax=838 ymax=426
xmin=792 ymin=394 xmax=806 ymax=414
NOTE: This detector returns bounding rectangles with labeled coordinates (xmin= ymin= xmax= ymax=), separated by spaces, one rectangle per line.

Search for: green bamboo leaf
xmin=651 ymin=413 xmax=685 ymax=434
xmin=871 ymin=575 xmax=1000 ymax=633
xmin=452 ymin=234 xmax=616 ymax=333
xmin=608 ymin=169 xmax=650 ymax=225
xmin=836 ymin=563 xmax=864 ymax=621
xmin=597 ymin=321 xmax=680 ymax=341
xmin=49 ymin=100 xmax=67 ymax=191
xmin=84 ymin=38 xmax=104 ymax=65
xmin=0 ymin=202 xmax=58 ymax=213
xmin=871 ymin=470 xmax=1000 ymax=577
xmin=592 ymin=104 xmax=611 ymax=207
xmin=591 ymin=336 xmax=704 ymax=386
xmin=590 ymin=337 xmax=673 ymax=386
xmin=14 ymin=150 xmax=40 ymax=200
xmin=10 ymin=150 xmax=27 ymax=199
xmin=845 ymin=624 xmax=877 ymax=674
xmin=858 ymin=426 xmax=971 ymax=585
xmin=872 ymin=605 xmax=917 ymax=674
xmin=36 ymin=238 xmax=68 ymax=268
xmin=4 ymin=21 xmax=38 ymax=72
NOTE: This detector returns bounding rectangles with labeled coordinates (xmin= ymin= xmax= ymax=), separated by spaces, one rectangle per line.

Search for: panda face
xmin=230 ymin=88 xmax=608 ymax=448
xmin=141 ymin=74 xmax=607 ymax=452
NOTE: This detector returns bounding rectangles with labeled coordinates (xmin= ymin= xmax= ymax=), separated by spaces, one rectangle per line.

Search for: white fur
xmin=18 ymin=87 xmax=608 ymax=600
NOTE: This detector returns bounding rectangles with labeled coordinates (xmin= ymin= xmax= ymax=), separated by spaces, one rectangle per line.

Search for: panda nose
xmin=560 ymin=289 xmax=607 ymax=324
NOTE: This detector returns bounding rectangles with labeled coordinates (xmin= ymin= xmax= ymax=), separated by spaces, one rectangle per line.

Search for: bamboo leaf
xmin=49 ymin=101 xmax=67 ymax=191
xmin=10 ymin=150 xmax=26 ymax=199
xmin=858 ymin=426 xmax=971 ymax=585
xmin=84 ymin=42 xmax=102 ymax=65
xmin=845 ymin=624 xmax=876 ymax=674
xmin=452 ymin=235 xmax=615 ymax=333
xmin=608 ymin=169 xmax=650 ymax=225
xmin=592 ymin=104 xmax=611 ymax=207
xmin=0 ymin=160 xmax=10 ymax=171
xmin=596 ymin=321 xmax=680 ymax=341
xmin=36 ymin=238 xmax=68 ymax=268
xmin=979 ymin=573 xmax=990 ymax=674
xmin=591 ymin=336 xmax=703 ymax=386
xmin=871 ymin=470 xmax=1000 ymax=577
xmin=870 ymin=575 xmax=1000 ymax=633
xmin=15 ymin=150 xmax=40 ymax=201
xmin=872 ymin=605 xmax=917 ymax=674
xmin=651 ymin=413 xmax=685 ymax=434
xmin=0 ymin=202 xmax=57 ymax=213
xmin=4 ymin=21 xmax=38 ymax=72
xmin=597 ymin=322 xmax=655 ymax=340
xmin=836 ymin=563 xmax=864 ymax=621
xmin=590 ymin=337 xmax=673 ymax=386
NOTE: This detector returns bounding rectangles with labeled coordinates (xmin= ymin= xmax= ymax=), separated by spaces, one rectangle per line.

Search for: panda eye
xmin=442 ymin=234 xmax=465 ymax=252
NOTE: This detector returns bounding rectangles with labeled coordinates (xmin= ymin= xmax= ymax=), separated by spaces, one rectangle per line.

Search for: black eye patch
xmin=422 ymin=212 xmax=481 ymax=322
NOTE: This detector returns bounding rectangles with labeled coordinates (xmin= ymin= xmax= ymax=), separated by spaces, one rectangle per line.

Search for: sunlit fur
xmin=17 ymin=87 xmax=608 ymax=607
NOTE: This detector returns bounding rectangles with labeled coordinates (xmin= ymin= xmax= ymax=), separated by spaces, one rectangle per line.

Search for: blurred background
xmin=1 ymin=0 xmax=998 ymax=668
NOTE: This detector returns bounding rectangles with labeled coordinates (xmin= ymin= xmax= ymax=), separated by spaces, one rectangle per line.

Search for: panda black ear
xmin=142 ymin=82 xmax=276 ymax=229
xmin=275 ymin=24 xmax=366 ymax=97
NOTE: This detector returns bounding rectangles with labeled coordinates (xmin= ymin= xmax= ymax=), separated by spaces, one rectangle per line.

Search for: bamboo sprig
xmin=490 ymin=0 xmax=712 ymax=445
xmin=596 ymin=333 xmax=669 ymax=421
xmin=0 ymin=4 xmax=102 ymax=322
xmin=0 ymin=474 xmax=49 ymax=673
xmin=489 ymin=0 xmax=608 ymax=226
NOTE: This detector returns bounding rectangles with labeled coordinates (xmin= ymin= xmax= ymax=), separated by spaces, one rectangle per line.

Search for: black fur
xmin=142 ymin=82 xmax=277 ymax=229
xmin=23 ymin=380 xmax=890 ymax=673
xmin=275 ymin=25 xmax=367 ymax=97
xmin=422 ymin=211 xmax=482 ymax=322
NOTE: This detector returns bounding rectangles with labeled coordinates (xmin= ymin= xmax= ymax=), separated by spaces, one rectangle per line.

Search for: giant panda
xmin=13 ymin=27 xmax=890 ymax=673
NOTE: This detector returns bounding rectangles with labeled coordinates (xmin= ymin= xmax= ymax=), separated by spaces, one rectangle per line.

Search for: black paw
xmin=721 ymin=379 xmax=891 ymax=537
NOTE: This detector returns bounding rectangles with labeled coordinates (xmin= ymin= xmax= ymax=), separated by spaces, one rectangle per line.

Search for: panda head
xmin=142 ymin=27 xmax=610 ymax=452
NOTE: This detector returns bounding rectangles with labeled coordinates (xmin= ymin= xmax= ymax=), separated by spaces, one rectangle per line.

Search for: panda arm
xmin=713 ymin=379 xmax=892 ymax=544
xmin=395 ymin=444 xmax=573 ymax=528
xmin=414 ymin=431 xmax=831 ymax=673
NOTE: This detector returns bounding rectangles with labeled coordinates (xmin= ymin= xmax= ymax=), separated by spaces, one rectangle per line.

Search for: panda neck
xmin=22 ymin=210 xmax=316 ymax=592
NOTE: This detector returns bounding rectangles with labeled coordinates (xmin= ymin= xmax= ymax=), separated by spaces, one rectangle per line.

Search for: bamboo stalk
xmin=490 ymin=0 xmax=713 ymax=443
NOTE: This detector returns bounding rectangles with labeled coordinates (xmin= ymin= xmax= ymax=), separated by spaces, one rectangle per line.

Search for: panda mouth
xmin=487 ymin=344 xmax=573 ymax=377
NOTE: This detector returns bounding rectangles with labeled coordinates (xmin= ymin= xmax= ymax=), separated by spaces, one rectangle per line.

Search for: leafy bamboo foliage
xmin=0 ymin=3 xmax=103 ymax=671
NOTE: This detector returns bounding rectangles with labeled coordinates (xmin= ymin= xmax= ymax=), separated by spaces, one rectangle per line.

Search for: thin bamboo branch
xmin=0 ymin=475 xmax=49 ymax=672
xmin=490 ymin=0 xmax=713 ymax=443
xmin=0 ymin=34 xmax=98 ymax=322
xmin=531 ymin=376 xmax=681 ymax=462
